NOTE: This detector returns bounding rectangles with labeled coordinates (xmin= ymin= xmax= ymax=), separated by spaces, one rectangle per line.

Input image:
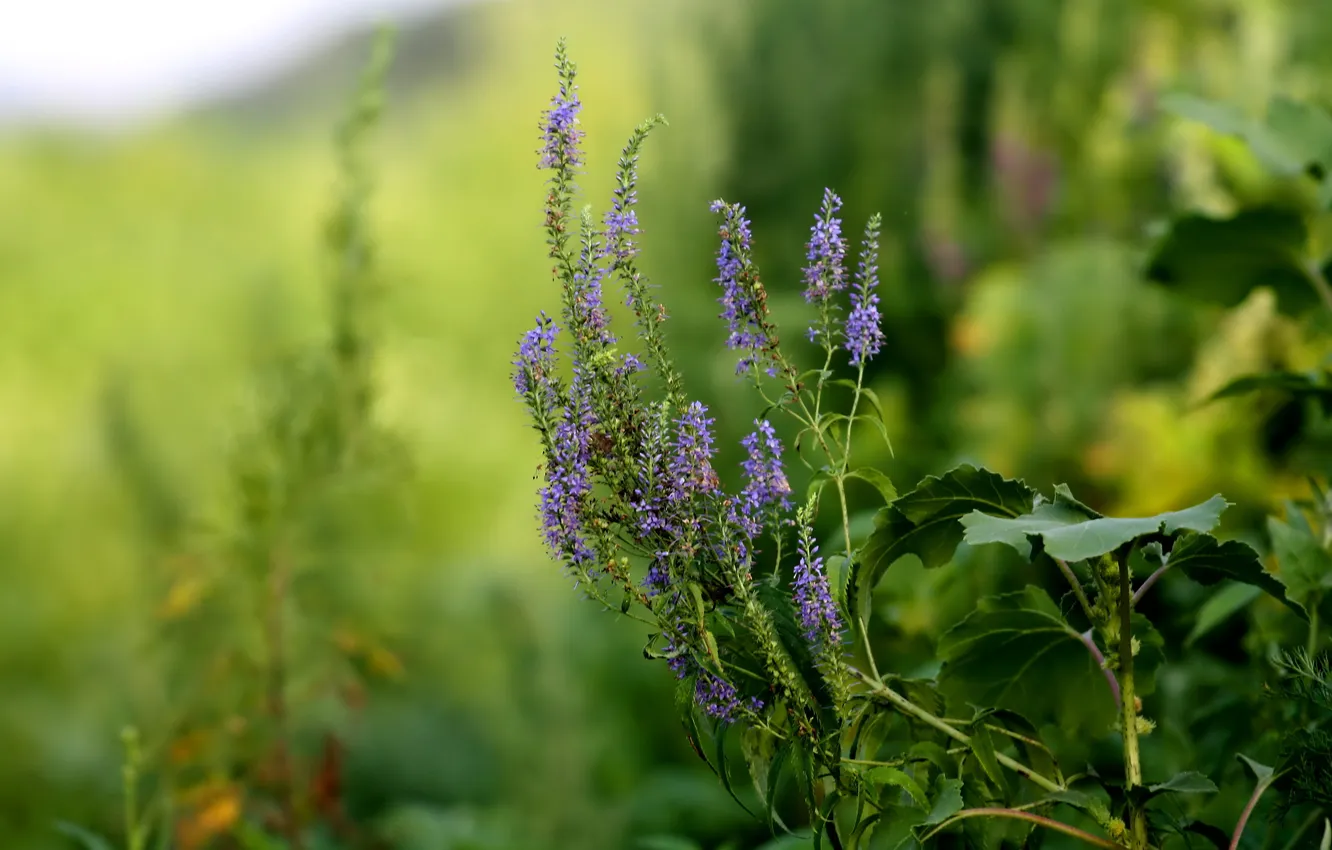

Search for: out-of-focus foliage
xmin=4 ymin=0 xmax=1332 ymax=847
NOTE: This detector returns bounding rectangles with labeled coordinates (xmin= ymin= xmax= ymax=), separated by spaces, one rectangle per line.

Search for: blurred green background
xmin=4 ymin=0 xmax=1332 ymax=847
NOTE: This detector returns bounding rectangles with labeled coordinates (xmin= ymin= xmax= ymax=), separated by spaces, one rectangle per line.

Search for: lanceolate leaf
xmin=1169 ymin=533 xmax=1308 ymax=620
xmin=960 ymin=494 xmax=1230 ymax=563
xmin=936 ymin=586 xmax=1118 ymax=735
xmin=1186 ymin=583 xmax=1263 ymax=646
xmin=849 ymin=466 xmax=1036 ymax=625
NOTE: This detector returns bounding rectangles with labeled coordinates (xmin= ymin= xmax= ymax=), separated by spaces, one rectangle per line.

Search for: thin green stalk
xmin=122 ymin=727 xmax=146 ymax=850
xmin=1054 ymin=557 xmax=1095 ymax=624
xmin=1230 ymin=768 xmax=1284 ymax=850
xmin=1117 ymin=552 xmax=1147 ymax=850
xmin=919 ymin=808 xmax=1128 ymax=849
xmin=847 ymin=667 xmax=1064 ymax=794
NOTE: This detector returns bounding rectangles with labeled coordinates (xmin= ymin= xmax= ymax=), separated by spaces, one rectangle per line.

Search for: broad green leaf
xmin=1160 ymin=92 xmax=1330 ymax=176
xmin=1145 ymin=207 xmax=1318 ymax=315
xmin=1170 ymin=533 xmax=1308 ymax=620
xmin=1320 ymin=819 xmax=1330 ymax=850
xmin=1148 ymin=772 xmax=1219 ymax=795
xmin=937 ymin=586 xmax=1117 ymax=735
xmin=961 ymin=495 xmax=1230 ymax=563
xmin=1186 ymin=582 xmax=1263 ymax=645
xmin=1237 ymin=753 xmax=1275 ymax=783
xmin=850 ymin=465 xmax=1036 ymax=625
xmin=1267 ymin=516 xmax=1332 ymax=604
xmin=845 ymin=468 xmax=898 ymax=504
xmin=864 ymin=766 xmax=928 ymax=810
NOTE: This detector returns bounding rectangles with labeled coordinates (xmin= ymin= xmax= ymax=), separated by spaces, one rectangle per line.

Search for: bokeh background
xmin=4 ymin=0 xmax=1332 ymax=847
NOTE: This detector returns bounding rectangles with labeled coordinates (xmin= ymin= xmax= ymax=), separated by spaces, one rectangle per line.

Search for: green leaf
xmin=1237 ymin=753 xmax=1275 ymax=783
xmin=922 ymin=776 xmax=964 ymax=827
xmin=1160 ymin=92 xmax=1332 ymax=176
xmin=961 ymin=494 xmax=1230 ymax=563
xmin=1265 ymin=96 xmax=1332 ymax=176
xmin=53 ymin=822 xmax=115 ymax=850
xmin=967 ymin=725 xmax=1009 ymax=798
xmin=1207 ymin=369 xmax=1332 ymax=413
xmin=937 ymin=586 xmax=1117 ymax=735
xmin=1186 ymin=582 xmax=1263 ymax=645
xmin=1170 ymin=533 xmax=1308 ymax=620
xmin=1046 ymin=789 xmax=1113 ymax=826
xmin=741 ymin=724 xmax=781 ymax=820
xmin=1320 ymin=818 xmax=1330 ymax=850
xmin=1145 ymin=207 xmax=1318 ymax=314
xmin=864 ymin=766 xmax=929 ymax=810
xmin=845 ymin=468 xmax=898 ymax=504
xmin=1148 ymin=772 xmax=1219 ymax=795
xmin=850 ymin=465 xmax=1036 ymax=625
xmin=1267 ymin=516 xmax=1332 ymax=605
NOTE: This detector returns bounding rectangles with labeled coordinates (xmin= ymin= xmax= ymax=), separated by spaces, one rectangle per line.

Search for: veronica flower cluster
xmin=516 ymin=43 xmax=888 ymax=730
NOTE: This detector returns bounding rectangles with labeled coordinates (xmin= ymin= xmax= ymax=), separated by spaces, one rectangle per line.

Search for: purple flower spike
xmin=793 ymin=532 xmax=841 ymax=649
xmin=710 ymin=200 xmax=772 ymax=376
xmin=844 ymin=215 xmax=885 ymax=367
xmin=670 ymin=401 xmax=719 ymax=502
xmin=803 ymin=189 xmax=848 ymax=305
xmin=513 ymin=312 xmax=559 ymax=399
xmin=539 ymin=369 xmax=598 ymax=567
xmin=539 ymin=73 xmax=584 ymax=170
xmin=734 ymin=420 xmax=792 ymax=539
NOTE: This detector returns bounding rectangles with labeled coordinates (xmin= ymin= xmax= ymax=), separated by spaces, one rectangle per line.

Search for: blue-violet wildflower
xmin=539 ymin=63 xmax=584 ymax=170
xmin=539 ymin=369 xmax=597 ymax=566
xmin=844 ymin=215 xmax=884 ymax=366
xmin=710 ymin=200 xmax=772 ymax=375
xmin=513 ymin=312 xmax=559 ymax=400
xmin=793 ymin=529 xmax=842 ymax=648
xmin=734 ymin=420 xmax=792 ymax=539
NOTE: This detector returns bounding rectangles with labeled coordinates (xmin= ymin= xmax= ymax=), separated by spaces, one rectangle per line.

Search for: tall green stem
xmin=848 ymin=667 xmax=1064 ymax=794
xmin=1117 ymin=552 xmax=1147 ymax=849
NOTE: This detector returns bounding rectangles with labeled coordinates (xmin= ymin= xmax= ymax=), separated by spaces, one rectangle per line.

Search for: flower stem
xmin=1229 ymin=770 xmax=1280 ymax=850
xmin=1117 ymin=552 xmax=1147 ymax=850
xmin=847 ymin=667 xmax=1063 ymax=794
xmin=1131 ymin=562 xmax=1171 ymax=608
xmin=919 ymin=808 xmax=1129 ymax=849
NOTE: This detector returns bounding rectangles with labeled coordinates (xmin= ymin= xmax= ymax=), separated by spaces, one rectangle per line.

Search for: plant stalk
xmin=1230 ymin=773 xmax=1279 ymax=850
xmin=848 ymin=667 xmax=1064 ymax=794
xmin=919 ymin=808 xmax=1129 ymax=849
xmin=1117 ymin=552 xmax=1147 ymax=850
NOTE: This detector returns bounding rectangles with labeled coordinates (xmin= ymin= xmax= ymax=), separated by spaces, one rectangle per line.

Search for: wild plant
xmin=514 ymin=41 xmax=1331 ymax=849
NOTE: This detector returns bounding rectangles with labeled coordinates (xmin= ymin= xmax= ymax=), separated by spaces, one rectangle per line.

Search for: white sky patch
xmin=0 ymin=0 xmax=465 ymax=126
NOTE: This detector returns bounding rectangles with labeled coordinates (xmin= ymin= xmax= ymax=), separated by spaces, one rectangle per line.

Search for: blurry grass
xmin=0 ymin=0 xmax=723 ymax=844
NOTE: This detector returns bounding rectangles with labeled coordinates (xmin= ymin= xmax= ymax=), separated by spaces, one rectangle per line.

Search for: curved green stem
xmin=919 ymin=808 xmax=1128 ymax=849
xmin=1053 ymin=557 xmax=1096 ymax=624
xmin=847 ymin=667 xmax=1064 ymax=794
